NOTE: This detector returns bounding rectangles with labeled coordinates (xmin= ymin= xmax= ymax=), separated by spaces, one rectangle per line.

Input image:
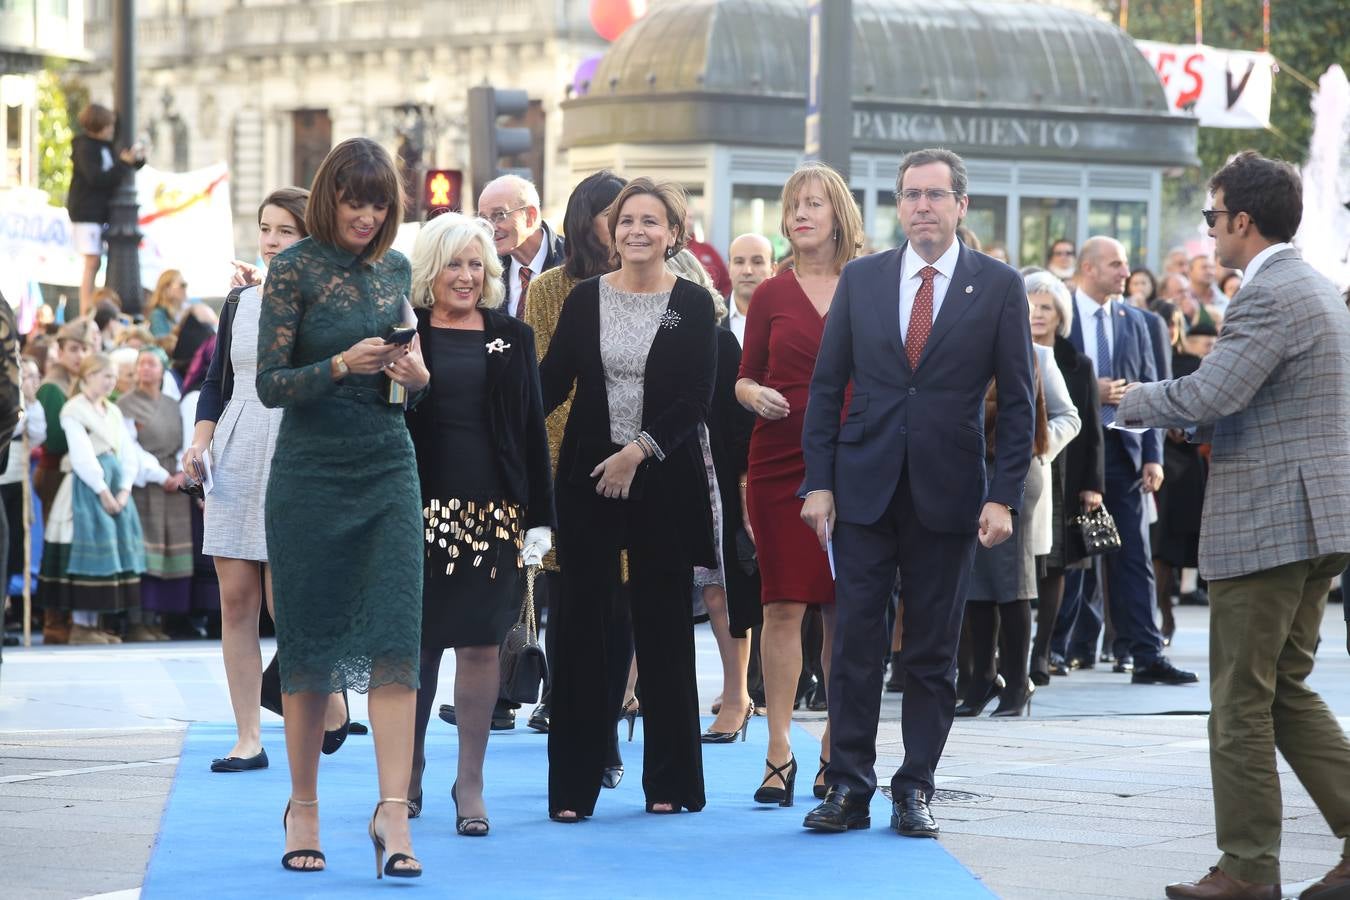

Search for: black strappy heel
xmin=753 ymin=755 xmax=798 ymax=807
xmin=451 ymin=781 xmax=490 ymax=836
xmin=280 ymin=798 xmax=325 ymax=872
xmin=368 ymin=798 xmax=422 ymax=879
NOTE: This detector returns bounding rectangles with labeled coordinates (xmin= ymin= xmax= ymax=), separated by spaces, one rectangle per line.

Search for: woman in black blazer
xmin=1026 ymin=272 xmax=1104 ymax=685
xmin=403 ymin=212 xmax=555 ymax=832
xmin=541 ymin=178 xmax=717 ymax=820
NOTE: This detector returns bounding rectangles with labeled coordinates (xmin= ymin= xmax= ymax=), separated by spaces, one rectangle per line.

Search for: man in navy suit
xmin=798 ymin=149 xmax=1035 ymax=838
xmin=1065 ymin=236 xmax=1196 ymax=686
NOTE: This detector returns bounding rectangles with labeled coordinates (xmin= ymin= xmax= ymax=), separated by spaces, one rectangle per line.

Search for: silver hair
xmin=1024 ymin=270 xmax=1074 ymax=338
xmin=409 ymin=212 xmax=506 ymax=310
xmin=479 ymin=173 xmax=540 ymax=211
xmin=667 ymin=249 xmax=728 ymax=321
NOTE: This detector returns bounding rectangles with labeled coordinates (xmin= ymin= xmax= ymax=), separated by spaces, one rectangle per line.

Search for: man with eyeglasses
xmin=475 ymin=174 xmax=564 ymax=320
xmin=1119 ymin=151 xmax=1350 ymax=900
xmin=1046 ymin=238 xmax=1077 ymax=282
xmin=799 ymin=148 xmax=1034 ymax=840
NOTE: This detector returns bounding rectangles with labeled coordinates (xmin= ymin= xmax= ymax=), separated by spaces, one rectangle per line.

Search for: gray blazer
xmin=1118 ymin=248 xmax=1350 ymax=580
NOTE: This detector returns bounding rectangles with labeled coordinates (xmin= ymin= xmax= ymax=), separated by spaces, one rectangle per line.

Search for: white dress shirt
xmin=727 ymin=302 xmax=748 ymax=346
xmin=898 ymin=238 xmax=961 ymax=341
xmin=1238 ymin=242 xmax=1293 ymax=291
xmin=507 ymin=234 xmax=550 ymax=318
xmin=1074 ymin=289 xmax=1115 ymax=377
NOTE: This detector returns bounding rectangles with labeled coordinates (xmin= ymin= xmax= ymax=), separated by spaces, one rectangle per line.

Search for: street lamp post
xmin=104 ymin=0 xmax=141 ymax=316
xmin=805 ymin=0 xmax=852 ymax=180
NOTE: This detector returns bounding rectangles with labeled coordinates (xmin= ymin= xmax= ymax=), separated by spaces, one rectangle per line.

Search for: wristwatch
xmin=332 ymin=353 xmax=350 ymax=379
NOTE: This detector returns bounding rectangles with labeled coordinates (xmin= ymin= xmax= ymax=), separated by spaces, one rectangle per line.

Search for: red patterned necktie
xmin=516 ymin=266 xmax=533 ymax=319
xmin=905 ymin=265 xmax=938 ymax=369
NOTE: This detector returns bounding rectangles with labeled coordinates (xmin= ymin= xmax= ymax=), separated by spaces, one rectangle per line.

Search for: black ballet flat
xmin=210 ymin=748 xmax=268 ymax=773
xmin=321 ymin=691 xmax=351 ymax=755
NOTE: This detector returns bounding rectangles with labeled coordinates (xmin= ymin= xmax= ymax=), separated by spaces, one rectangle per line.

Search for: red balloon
xmin=590 ymin=0 xmax=647 ymax=42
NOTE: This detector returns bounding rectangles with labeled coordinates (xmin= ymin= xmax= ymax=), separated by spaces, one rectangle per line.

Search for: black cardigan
xmin=1053 ymin=334 xmax=1105 ymax=503
xmin=66 ymin=134 xmax=144 ymax=224
xmin=404 ymin=306 xmax=556 ymax=531
xmin=195 ymin=285 xmax=246 ymax=424
xmin=539 ymin=275 xmax=717 ymax=567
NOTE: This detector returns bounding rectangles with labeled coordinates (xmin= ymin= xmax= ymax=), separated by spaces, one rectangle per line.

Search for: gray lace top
xmin=598 ymin=276 xmax=670 ymax=449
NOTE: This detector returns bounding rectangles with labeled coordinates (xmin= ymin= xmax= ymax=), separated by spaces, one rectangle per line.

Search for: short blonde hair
xmin=780 ymin=163 xmax=863 ymax=274
xmin=410 ymin=212 xmax=505 ymax=310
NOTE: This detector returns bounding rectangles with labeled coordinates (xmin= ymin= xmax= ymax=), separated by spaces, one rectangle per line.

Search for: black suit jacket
xmin=1068 ymin=296 xmax=1163 ymax=472
xmin=405 ymin=306 xmax=556 ymax=531
xmin=501 ymin=221 xmax=565 ymax=315
xmin=801 ymin=241 xmax=1035 ymax=534
xmin=539 ymin=275 xmax=717 ymax=566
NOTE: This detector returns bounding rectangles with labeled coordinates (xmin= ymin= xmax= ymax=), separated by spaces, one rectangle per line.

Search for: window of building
xmin=965 ymin=195 xmax=1007 ymax=256
xmin=291 ymin=109 xmax=331 ymax=191
xmin=1089 ymin=199 xmax=1149 ymax=269
xmin=1019 ymin=197 xmax=1076 ymax=269
xmin=870 ymin=190 xmax=903 ymax=252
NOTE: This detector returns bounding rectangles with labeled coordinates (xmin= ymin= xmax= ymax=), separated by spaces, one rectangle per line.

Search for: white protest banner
xmin=136 ymin=162 xmax=236 ymax=298
xmin=1135 ymin=40 xmax=1274 ymax=129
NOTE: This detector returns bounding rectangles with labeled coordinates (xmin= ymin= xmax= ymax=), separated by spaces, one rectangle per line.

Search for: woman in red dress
xmin=735 ymin=163 xmax=863 ymax=806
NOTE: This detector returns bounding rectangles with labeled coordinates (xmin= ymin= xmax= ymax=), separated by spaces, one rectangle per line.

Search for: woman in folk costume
xmin=39 ymin=353 xmax=166 ymax=642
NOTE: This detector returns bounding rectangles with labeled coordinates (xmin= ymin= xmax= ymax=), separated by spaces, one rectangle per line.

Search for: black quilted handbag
xmin=499 ymin=565 xmax=548 ymax=704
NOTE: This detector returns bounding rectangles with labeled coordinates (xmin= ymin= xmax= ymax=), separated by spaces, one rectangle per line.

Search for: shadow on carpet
xmin=142 ymin=720 xmax=993 ymax=898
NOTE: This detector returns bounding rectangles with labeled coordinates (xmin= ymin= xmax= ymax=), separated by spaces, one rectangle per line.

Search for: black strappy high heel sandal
xmin=451 ymin=782 xmax=490 ymax=836
xmin=368 ymin=798 xmax=422 ymax=879
xmin=280 ymin=798 xmax=325 ymax=872
xmin=753 ymin=755 xmax=798 ymax=807
xmin=620 ymin=698 xmax=639 ymax=742
xmin=814 ymin=756 xmax=829 ymax=800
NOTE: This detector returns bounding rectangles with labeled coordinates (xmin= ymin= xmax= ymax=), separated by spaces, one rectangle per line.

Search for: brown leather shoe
xmin=42 ymin=609 xmax=71 ymax=645
xmin=1301 ymin=858 xmax=1350 ymax=899
xmin=1165 ymin=867 xmax=1280 ymax=900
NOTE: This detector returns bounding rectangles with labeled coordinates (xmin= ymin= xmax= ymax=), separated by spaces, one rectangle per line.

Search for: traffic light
xmin=422 ymin=169 xmax=463 ymax=220
xmin=467 ymin=85 xmax=533 ymax=198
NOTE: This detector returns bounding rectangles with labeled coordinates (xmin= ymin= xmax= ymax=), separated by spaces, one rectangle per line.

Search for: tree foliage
xmin=1099 ymin=0 xmax=1343 ymax=171
xmin=36 ymin=70 xmax=73 ymax=207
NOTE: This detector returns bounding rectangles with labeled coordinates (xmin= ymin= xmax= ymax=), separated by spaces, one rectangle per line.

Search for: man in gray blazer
xmin=1118 ymin=152 xmax=1350 ymax=900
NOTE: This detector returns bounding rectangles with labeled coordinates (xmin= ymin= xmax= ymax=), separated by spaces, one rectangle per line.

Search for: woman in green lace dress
xmin=256 ymin=138 xmax=429 ymax=878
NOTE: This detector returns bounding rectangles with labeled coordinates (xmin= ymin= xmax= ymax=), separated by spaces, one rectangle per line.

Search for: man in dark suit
xmin=1063 ymin=237 xmax=1195 ymax=685
xmin=799 ymin=148 xmax=1035 ymax=838
xmin=476 ymin=174 xmax=565 ymax=320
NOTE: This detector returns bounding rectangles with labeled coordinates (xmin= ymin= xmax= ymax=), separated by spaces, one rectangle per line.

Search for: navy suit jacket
xmin=1068 ymin=297 xmax=1163 ymax=472
xmin=800 ymin=241 xmax=1035 ymax=534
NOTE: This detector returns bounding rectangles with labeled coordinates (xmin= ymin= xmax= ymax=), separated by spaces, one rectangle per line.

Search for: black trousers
xmin=828 ymin=469 xmax=977 ymax=800
xmin=547 ymin=534 xmax=705 ymax=815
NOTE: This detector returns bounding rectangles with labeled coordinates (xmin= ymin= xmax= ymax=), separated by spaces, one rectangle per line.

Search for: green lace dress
xmin=256 ymin=237 xmax=422 ymax=694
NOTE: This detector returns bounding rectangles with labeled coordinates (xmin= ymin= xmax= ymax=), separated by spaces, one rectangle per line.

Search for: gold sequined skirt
xmin=421 ymin=498 xmax=526 ymax=649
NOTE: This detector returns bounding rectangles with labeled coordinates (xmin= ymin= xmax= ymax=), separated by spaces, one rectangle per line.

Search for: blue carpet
xmin=143 ymin=720 xmax=993 ymax=898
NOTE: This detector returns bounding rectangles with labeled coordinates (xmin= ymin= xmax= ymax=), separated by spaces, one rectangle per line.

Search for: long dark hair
xmin=563 ymin=170 xmax=627 ymax=281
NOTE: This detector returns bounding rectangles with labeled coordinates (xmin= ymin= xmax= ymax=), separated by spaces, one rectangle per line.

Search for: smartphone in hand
xmin=385 ymin=325 xmax=417 ymax=346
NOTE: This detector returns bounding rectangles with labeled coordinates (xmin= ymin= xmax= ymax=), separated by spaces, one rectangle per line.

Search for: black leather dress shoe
xmin=1132 ymin=658 xmax=1198 ymax=685
xmin=802 ymin=785 xmax=871 ymax=833
xmin=439 ymin=704 xmax=517 ymax=730
xmin=1067 ymin=656 xmax=1095 ymax=671
xmin=891 ymin=789 xmax=939 ymax=838
xmin=209 ymin=748 xmax=268 ymax=773
xmin=527 ymin=703 xmax=549 ymax=733
xmin=1112 ymin=657 xmax=1134 ymax=674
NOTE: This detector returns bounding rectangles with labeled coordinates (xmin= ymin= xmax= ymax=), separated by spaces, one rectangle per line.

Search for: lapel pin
xmin=964 ymin=285 xmax=973 ymax=294
xmin=486 ymin=338 xmax=510 ymax=354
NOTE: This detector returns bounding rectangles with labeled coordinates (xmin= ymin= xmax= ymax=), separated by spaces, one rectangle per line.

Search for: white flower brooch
xmin=659 ymin=309 xmax=682 ymax=330
xmin=486 ymin=338 xmax=511 ymax=354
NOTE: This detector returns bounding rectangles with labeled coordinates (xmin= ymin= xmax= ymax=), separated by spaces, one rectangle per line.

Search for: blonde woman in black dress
xmin=404 ymin=212 xmax=554 ymax=833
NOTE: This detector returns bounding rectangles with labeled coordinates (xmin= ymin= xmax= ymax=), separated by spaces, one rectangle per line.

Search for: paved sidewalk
xmin=1 ymin=604 xmax=1347 ymax=899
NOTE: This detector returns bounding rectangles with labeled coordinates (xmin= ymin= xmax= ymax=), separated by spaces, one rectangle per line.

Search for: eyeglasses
xmin=1201 ymin=208 xmax=1236 ymax=228
xmin=897 ymin=189 xmax=961 ymax=204
xmin=478 ymin=206 xmax=528 ymax=226
xmin=1051 ymin=248 xmax=1075 ymax=257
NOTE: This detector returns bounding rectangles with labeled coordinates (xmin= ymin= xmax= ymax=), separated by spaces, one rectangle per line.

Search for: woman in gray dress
xmin=184 ymin=187 xmax=348 ymax=773
xmin=957 ymin=347 xmax=1079 ymax=717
